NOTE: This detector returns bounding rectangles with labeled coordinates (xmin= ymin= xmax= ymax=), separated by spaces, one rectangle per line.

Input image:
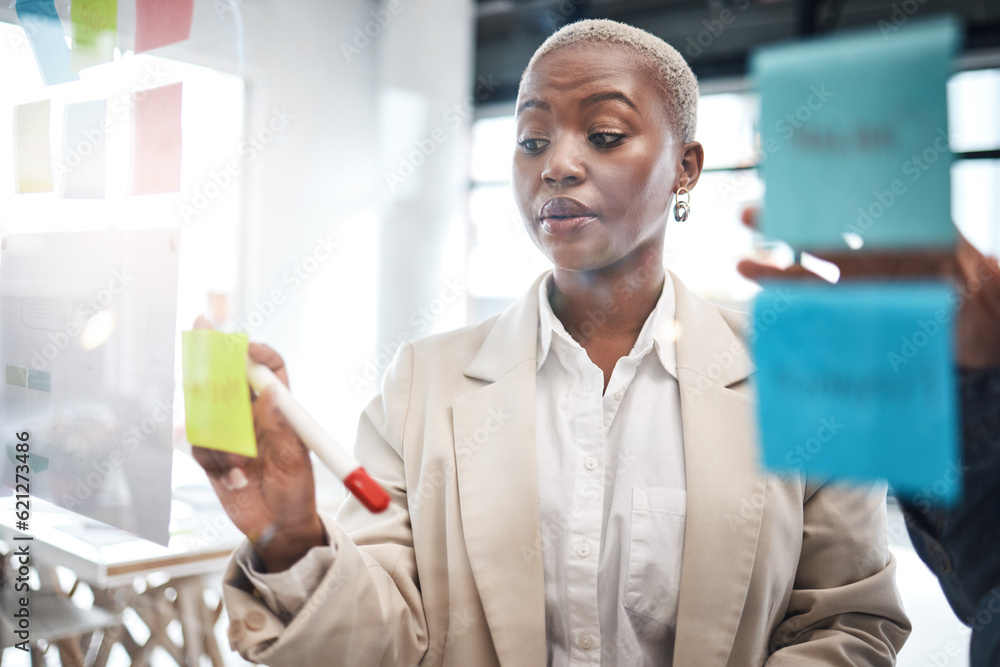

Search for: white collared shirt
xmin=535 ymin=271 xmax=686 ymax=666
xmin=239 ymin=272 xmax=687 ymax=665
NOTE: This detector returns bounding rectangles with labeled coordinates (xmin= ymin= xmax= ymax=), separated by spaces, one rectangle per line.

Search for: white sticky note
xmin=60 ymin=99 xmax=107 ymax=198
xmin=14 ymin=99 xmax=53 ymax=194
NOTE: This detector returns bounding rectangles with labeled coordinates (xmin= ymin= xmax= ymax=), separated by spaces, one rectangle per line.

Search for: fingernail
xmin=220 ymin=468 xmax=249 ymax=492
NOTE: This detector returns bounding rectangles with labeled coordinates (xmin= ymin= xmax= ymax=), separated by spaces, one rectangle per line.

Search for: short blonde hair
xmin=523 ymin=19 xmax=699 ymax=142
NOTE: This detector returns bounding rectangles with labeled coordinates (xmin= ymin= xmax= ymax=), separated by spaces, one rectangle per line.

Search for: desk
xmin=0 ymin=491 xmax=243 ymax=667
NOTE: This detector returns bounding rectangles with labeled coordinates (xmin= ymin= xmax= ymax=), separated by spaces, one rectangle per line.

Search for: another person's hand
xmin=736 ymin=207 xmax=1000 ymax=369
xmin=190 ymin=316 xmax=325 ymax=572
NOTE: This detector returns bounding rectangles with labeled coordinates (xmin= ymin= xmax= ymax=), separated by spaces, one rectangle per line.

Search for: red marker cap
xmin=344 ymin=467 xmax=391 ymax=513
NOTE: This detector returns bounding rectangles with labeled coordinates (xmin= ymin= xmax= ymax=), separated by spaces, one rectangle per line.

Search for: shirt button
xmin=244 ymin=610 xmax=266 ymax=631
xmin=575 ymin=540 xmax=591 ymax=558
xmin=578 ymin=632 xmax=595 ymax=650
xmin=614 ymin=388 xmax=625 ymax=400
xmin=584 ymin=456 xmax=599 ymax=471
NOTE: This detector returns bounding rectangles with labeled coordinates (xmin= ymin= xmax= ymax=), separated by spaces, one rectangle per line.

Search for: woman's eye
xmin=590 ymin=132 xmax=625 ymax=147
xmin=518 ymin=138 xmax=549 ymax=152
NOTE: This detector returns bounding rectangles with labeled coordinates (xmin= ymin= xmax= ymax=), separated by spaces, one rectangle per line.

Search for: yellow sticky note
xmin=182 ymin=330 xmax=257 ymax=457
xmin=14 ymin=100 xmax=53 ymax=194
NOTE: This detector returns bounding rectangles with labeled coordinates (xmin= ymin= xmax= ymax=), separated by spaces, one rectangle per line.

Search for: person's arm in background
xmin=191 ymin=318 xmax=428 ymax=665
xmin=738 ymin=214 xmax=1000 ymax=667
xmin=895 ymin=239 xmax=1000 ymax=667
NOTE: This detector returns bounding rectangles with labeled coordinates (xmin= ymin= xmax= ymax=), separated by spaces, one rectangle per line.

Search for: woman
xmin=195 ymin=19 xmax=910 ymax=665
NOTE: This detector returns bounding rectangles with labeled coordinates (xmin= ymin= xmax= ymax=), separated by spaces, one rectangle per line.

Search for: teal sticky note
xmin=752 ymin=17 xmax=959 ymax=251
xmin=751 ymin=282 xmax=959 ymax=503
xmin=27 ymin=369 xmax=51 ymax=392
xmin=15 ymin=0 xmax=79 ymax=86
xmin=5 ymin=445 xmax=49 ymax=473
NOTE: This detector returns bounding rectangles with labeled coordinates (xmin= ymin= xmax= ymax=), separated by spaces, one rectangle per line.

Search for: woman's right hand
xmin=190 ymin=316 xmax=326 ymax=572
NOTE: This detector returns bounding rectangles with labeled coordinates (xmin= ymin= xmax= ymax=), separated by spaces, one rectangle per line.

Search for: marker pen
xmin=246 ymin=359 xmax=391 ymax=513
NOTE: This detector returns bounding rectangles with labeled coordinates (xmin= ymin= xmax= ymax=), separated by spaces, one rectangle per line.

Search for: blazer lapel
xmin=669 ymin=272 xmax=765 ymax=666
xmin=454 ymin=272 xmax=548 ymax=666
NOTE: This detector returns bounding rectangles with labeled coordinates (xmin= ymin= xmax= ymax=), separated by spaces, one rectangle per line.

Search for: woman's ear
xmin=678 ymin=140 xmax=705 ymax=191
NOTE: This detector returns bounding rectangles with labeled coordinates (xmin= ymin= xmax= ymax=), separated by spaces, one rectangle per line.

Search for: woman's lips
xmin=540 ymin=215 xmax=596 ymax=235
xmin=538 ymin=197 xmax=598 ymax=235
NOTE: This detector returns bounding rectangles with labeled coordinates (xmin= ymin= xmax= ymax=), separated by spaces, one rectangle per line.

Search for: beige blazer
xmin=222 ymin=270 xmax=910 ymax=666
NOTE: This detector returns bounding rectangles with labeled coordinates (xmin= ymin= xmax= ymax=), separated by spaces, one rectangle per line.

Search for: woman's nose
xmin=541 ymin=138 xmax=586 ymax=187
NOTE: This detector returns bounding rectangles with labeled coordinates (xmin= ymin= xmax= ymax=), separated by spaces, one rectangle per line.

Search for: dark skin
xmin=513 ymin=43 xmax=704 ymax=391
xmin=191 ymin=316 xmax=325 ymax=572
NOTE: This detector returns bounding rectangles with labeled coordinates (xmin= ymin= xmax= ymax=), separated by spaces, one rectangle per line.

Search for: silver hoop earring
xmin=673 ymin=187 xmax=690 ymax=222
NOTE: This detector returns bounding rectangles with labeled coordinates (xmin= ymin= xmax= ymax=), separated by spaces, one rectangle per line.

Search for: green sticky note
xmin=5 ymin=365 xmax=27 ymax=387
xmin=71 ymin=0 xmax=117 ymax=71
xmin=182 ymin=330 xmax=257 ymax=457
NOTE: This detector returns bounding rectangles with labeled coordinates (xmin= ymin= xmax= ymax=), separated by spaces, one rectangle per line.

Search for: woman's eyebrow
xmin=579 ymin=91 xmax=639 ymax=113
xmin=515 ymin=91 xmax=639 ymax=117
xmin=516 ymin=98 xmax=549 ymax=117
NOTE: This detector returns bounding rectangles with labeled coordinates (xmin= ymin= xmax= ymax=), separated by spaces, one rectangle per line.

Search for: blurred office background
xmin=0 ymin=0 xmax=998 ymax=664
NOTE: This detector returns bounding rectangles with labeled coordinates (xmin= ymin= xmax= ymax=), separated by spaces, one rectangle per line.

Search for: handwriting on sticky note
xmin=71 ymin=0 xmax=117 ymax=71
xmin=751 ymin=282 xmax=959 ymax=503
xmin=182 ymin=330 xmax=257 ymax=458
xmin=752 ymin=17 xmax=959 ymax=251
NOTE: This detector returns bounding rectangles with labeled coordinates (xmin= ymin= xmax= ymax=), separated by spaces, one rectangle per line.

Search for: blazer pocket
xmin=624 ymin=487 xmax=687 ymax=629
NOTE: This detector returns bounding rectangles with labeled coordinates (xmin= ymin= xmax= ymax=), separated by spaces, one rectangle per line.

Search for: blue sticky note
xmin=15 ymin=0 xmax=79 ymax=86
xmin=751 ymin=282 xmax=959 ymax=503
xmin=752 ymin=17 xmax=959 ymax=251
